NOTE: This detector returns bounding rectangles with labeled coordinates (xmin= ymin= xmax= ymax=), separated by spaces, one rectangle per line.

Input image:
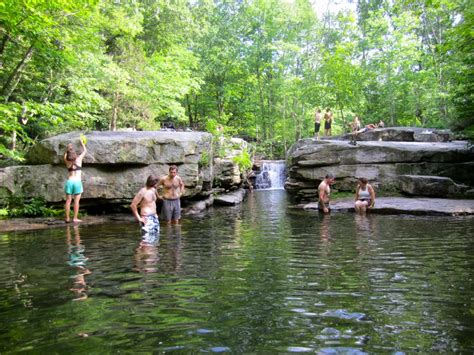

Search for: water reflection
xmin=354 ymin=214 xmax=378 ymax=238
xmin=66 ymin=225 xmax=91 ymax=301
xmin=162 ymin=224 xmax=183 ymax=273
xmin=134 ymin=232 xmax=160 ymax=273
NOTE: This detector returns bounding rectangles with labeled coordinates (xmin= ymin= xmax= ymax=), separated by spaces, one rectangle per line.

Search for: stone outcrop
xmin=399 ymin=175 xmax=474 ymax=198
xmin=285 ymin=128 xmax=474 ymax=201
xmin=214 ymin=188 xmax=247 ymax=206
xmin=0 ymin=131 xmax=250 ymax=210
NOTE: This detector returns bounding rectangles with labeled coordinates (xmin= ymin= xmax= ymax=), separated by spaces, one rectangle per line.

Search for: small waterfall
xmin=255 ymin=160 xmax=286 ymax=190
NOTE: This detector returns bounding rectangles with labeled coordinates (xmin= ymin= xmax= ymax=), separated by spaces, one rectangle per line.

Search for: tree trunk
xmin=11 ymin=102 xmax=28 ymax=151
xmin=110 ymin=92 xmax=120 ymax=131
xmin=0 ymin=33 xmax=10 ymax=57
xmin=2 ymin=44 xmax=35 ymax=102
xmin=185 ymin=94 xmax=194 ymax=128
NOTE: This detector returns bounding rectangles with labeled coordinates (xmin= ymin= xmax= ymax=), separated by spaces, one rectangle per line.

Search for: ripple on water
xmin=0 ymin=195 xmax=473 ymax=353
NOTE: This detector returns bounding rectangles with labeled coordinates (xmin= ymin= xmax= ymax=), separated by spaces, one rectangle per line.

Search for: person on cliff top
xmin=314 ymin=108 xmax=322 ymax=140
xmin=354 ymin=177 xmax=376 ymax=213
xmin=157 ymin=165 xmax=185 ymax=224
xmin=351 ymin=115 xmax=362 ymax=132
xmin=318 ymin=173 xmax=335 ymax=214
xmin=64 ymin=139 xmax=87 ymax=223
xmin=131 ymin=175 xmax=160 ymax=241
xmin=324 ymin=108 xmax=334 ymax=136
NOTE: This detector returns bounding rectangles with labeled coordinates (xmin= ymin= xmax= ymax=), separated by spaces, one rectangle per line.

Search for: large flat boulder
xmin=26 ymin=131 xmax=212 ymax=165
xmin=0 ymin=131 xmax=250 ymax=208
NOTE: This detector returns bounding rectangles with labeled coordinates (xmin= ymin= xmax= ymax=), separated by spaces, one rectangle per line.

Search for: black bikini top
xmin=68 ymin=163 xmax=82 ymax=172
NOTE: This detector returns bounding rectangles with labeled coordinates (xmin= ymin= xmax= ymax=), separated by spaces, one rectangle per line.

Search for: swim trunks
xmin=161 ymin=198 xmax=181 ymax=221
xmin=315 ymin=122 xmax=321 ymax=133
xmin=140 ymin=214 xmax=160 ymax=241
xmin=64 ymin=178 xmax=83 ymax=195
xmin=318 ymin=200 xmax=330 ymax=213
xmin=324 ymin=120 xmax=332 ymax=130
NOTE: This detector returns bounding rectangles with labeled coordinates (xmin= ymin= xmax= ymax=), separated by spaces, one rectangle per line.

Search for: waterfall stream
xmin=254 ymin=160 xmax=286 ymax=190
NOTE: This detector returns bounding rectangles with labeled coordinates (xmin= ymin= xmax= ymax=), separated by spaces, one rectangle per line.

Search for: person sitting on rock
xmin=354 ymin=177 xmax=376 ymax=213
xmin=349 ymin=122 xmax=380 ymax=145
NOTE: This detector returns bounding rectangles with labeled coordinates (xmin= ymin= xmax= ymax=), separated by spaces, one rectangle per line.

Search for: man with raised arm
xmin=157 ymin=165 xmax=185 ymax=224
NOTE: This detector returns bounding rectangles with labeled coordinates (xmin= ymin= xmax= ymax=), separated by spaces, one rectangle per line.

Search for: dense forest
xmin=0 ymin=0 xmax=472 ymax=160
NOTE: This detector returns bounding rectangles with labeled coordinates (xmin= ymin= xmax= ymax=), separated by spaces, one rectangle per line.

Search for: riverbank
xmin=0 ymin=214 xmax=134 ymax=233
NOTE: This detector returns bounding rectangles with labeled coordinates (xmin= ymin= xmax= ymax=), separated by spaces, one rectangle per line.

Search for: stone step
xmin=301 ymin=197 xmax=474 ymax=216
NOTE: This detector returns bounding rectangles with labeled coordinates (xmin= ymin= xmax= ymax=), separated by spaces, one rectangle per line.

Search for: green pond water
xmin=0 ymin=190 xmax=473 ymax=353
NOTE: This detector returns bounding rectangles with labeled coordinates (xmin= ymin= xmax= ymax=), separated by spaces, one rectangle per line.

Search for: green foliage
xmin=232 ymin=150 xmax=252 ymax=172
xmin=198 ymin=151 xmax=210 ymax=168
xmin=0 ymin=0 xmax=471 ymax=162
xmin=205 ymin=118 xmax=221 ymax=136
xmin=2 ymin=194 xmax=62 ymax=218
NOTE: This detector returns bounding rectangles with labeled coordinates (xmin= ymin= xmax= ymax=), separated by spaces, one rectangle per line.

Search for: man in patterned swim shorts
xmin=131 ymin=175 xmax=160 ymax=240
xmin=157 ymin=165 xmax=185 ymax=224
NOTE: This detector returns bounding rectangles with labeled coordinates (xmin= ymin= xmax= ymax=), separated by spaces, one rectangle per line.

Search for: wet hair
xmin=358 ymin=177 xmax=368 ymax=184
xmin=146 ymin=175 xmax=159 ymax=188
xmin=169 ymin=165 xmax=178 ymax=172
xmin=66 ymin=143 xmax=77 ymax=162
xmin=325 ymin=173 xmax=335 ymax=179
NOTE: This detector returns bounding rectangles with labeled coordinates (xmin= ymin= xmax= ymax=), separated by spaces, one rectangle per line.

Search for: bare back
xmin=131 ymin=187 xmax=158 ymax=217
xmin=64 ymin=146 xmax=86 ymax=180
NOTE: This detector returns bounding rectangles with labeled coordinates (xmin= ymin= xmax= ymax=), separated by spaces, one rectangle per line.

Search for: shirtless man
xmin=314 ymin=109 xmax=322 ymax=140
xmin=157 ymin=165 xmax=185 ymax=224
xmin=318 ymin=173 xmax=335 ymax=214
xmin=131 ymin=175 xmax=160 ymax=239
xmin=324 ymin=108 xmax=333 ymax=136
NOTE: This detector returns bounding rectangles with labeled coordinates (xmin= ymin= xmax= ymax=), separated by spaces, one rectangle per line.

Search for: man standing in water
xmin=318 ymin=173 xmax=335 ymax=214
xmin=131 ymin=175 xmax=160 ymax=240
xmin=157 ymin=165 xmax=185 ymax=224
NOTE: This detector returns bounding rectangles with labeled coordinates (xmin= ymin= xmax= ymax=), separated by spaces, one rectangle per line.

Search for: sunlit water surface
xmin=0 ymin=191 xmax=473 ymax=353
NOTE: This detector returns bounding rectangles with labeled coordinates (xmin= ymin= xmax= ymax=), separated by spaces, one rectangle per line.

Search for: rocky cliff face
xmin=285 ymin=128 xmax=474 ymax=201
xmin=0 ymin=131 xmax=248 ymax=208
